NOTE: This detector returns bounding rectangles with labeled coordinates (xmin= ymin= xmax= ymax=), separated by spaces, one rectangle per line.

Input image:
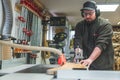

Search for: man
xmin=74 ymin=1 xmax=114 ymax=70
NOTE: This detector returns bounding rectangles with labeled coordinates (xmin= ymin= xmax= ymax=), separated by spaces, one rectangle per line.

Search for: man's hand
xmin=80 ymin=58 xmax=93 ymax=66
xmin=80 ymin=47 xmax=102 ymax=67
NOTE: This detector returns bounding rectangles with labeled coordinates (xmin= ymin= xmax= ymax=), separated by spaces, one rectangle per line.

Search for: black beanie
xmin=81 ymin=1 xmax=97 ymax=11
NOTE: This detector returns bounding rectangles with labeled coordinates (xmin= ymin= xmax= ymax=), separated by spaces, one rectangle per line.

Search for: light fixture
xmin=117 ymin=21 xmax=120 ymax=25
xmin=97 ymin=4 xmax=119 ymax=12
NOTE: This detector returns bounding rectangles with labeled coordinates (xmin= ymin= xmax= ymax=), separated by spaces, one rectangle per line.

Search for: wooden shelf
xmin=113 ymin=43 xmax=120 ymax=46
xmin=113 ymin=32 xmax=120 ymax=34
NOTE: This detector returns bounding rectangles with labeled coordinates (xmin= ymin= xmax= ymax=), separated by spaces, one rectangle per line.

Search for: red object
xmin=30 ymin=54 xmax=37 ymax=58
xmin=22 ymin=40 xmax=28 ymax=45
xmin=23 ymin=28 xmax=27 ymax=33
xmin=25 ymin=30 xmax=33 ymax=37
xmin=18 ymin=16 xmax=26 ymax=22
xmin=20 ymin=0 xmax=43 ymax=17
xmin=57 ymin=54 xmax=66 ymax=66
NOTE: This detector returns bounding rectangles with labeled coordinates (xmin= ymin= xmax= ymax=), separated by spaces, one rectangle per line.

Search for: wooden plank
xmin=47 ymin=62 xmax=86 ymax=75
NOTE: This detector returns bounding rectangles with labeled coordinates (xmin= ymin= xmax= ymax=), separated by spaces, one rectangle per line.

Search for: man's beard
xmin=85 ymin=18 xmax=96 ymax=24
xmin=85 ymin=20 xmax=93 ymax=23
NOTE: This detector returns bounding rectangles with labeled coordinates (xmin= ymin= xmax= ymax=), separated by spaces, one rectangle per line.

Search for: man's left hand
xmin=80 ymin=58 xmax=93 ymax=67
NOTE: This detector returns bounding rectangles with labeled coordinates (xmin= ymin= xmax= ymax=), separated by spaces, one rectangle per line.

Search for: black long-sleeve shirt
xmin=74 ymin=17 xmax=114 ymax=70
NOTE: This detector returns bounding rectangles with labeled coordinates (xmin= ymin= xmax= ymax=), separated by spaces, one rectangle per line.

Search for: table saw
xmin=52 ymin=70 xmax=120 ymax=80
xmin=0 ymin=64 xmax=120 ymax=80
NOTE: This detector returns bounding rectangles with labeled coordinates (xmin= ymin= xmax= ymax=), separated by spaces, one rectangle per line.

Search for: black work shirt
xmin=74 ymin=17 xmax=114 ymax=70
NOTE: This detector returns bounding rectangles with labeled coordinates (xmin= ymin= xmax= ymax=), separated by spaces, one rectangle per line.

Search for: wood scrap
xmin=47 ymin=62 xmax=86 ymax=75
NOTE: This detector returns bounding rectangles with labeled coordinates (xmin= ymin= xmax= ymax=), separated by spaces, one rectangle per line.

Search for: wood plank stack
xmin=112 ymin=26 xmax=120 ymax=70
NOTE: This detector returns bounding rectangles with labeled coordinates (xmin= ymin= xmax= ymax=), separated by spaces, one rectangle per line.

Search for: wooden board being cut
xmin=47 ymin=62 xmax=86 ymax=75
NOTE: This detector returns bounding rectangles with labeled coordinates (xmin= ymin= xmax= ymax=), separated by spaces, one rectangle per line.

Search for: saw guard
xmin=58 ymin=54 xmax=66 ymax=66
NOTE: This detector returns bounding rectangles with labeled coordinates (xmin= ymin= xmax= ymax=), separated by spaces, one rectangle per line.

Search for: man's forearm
xmin=88 ymin=47 xmax=102 ymax=62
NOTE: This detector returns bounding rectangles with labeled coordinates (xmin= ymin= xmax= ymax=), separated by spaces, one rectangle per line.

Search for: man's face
xmin=83 ymin=10 xmax=96 ymax=22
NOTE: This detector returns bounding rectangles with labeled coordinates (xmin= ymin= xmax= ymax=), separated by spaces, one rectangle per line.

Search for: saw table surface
xmin=53 ymin=70 xmax=120 ymax=80
xmin=0 ymin=73 xmax=53 ymax=80
xmin=0 ymin=64 xmax=55 ymax=80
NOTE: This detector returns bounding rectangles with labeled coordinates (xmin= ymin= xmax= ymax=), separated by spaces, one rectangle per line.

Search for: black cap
xmin=81 ymin=1 xmax=97 ymax=11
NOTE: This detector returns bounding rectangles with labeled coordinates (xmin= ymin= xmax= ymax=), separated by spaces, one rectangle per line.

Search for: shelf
xmin=113 ymin=32 xmax=120 ymax=34
xmin=113 ymin=43 xmax=120 ymax=46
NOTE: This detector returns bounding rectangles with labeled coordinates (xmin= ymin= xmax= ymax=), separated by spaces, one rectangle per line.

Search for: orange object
xmin=57 ymin=54 xmax=66 ymax=66
xmin=14 ymin=48 xmax=23 ymax=53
